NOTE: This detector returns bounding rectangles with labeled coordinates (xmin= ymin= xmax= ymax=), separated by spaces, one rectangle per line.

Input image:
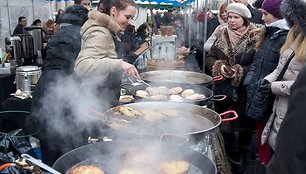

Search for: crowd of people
xmin=7 ymin=0 xmax=306 ymax=173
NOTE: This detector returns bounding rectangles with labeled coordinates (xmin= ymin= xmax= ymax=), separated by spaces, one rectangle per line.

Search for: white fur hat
xmin=227 ymin=3 xmax=252 ymax=19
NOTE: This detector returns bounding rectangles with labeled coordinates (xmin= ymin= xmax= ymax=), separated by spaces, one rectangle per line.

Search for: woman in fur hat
xmin=265 ymin=3 xmax=306 ymax=173
xmin=74 ymin=0 xmax=139 ymax=109
xmin=259 ymin=0 xmax=306 ymax=168
xmin=205 ymin=3 xmax=262 ymax=172
xmin=243 ymin=0 xmax=289 ymax=168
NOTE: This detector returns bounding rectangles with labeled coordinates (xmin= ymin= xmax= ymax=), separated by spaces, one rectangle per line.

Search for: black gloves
xmin=257 ymin=79 xmax=271 ymax=94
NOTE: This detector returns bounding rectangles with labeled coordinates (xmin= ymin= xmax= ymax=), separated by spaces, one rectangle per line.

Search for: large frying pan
xmin=52 ymin=141 xmax=217 ymax=174
xmin=90 ymin=102 xmax=237 ymax=138
xmin=127 ymin=82 xmax=226 ymax=105
xmin=139 ymin=70 xmax=223 ymax=85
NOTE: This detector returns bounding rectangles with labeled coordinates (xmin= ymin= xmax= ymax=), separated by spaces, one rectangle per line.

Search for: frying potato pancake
xmin=170 ymin=95 xmax=183 ymax=101
xmin=150 ymin=94 xmax=167 ymax=101
xmin=117 ymin=106 xmax=142 ymax=117
xmin=146 ymin=86 xmax=169 ymax=95
xmin=120 ymin=95 xmax=134 ymax=103
xmin=180 ymin=89 xmax=195 ymax=97
xmin=160 ymin=160 xmax=190 ymax=174
xmin=69 ymin=165 xmax=105 ymax=174
xmin=108 ymin=118 xmax=130 ymax=129
xmin=158 ymin=86 xmax=169 ymax=94
xmin=118 ymin=168 xmax=149 ymax=174
xmin=145 ymin=87 xmax=161 ymax=95
xmin=123 ymin=150 xmax=153 ymax=165
xmin=141 ymin=109 xmax=165 ymax=122
xmin=160 ymin=109 xmax=178 ymax=117
xmin=135 ymin=90 xmax=149 ymax=98
xmin=185 ymin=93 xmax=206 ymax=100
xmin=168 ymin=87 xmax=183 ymax=95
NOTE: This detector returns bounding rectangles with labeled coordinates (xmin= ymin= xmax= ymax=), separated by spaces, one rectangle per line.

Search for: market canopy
xmin=134 ymin=0 xmax=195 ymax=7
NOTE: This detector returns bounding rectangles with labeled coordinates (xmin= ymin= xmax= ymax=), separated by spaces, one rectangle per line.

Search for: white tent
xmin=0 ymin=0 xmax=52 ymax=48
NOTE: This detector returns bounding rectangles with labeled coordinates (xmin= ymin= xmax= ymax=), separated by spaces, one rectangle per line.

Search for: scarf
xmin=227 ymin=25 xmax=249 ymax=47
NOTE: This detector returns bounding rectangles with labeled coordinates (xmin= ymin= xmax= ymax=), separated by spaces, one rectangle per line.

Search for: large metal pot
xmin=139 ymin=70 xmax=223 ymax=85
xmin=15 ymin=66 xmax=42 ymax=95
xmin=53 ymin=140 xmax=217 ymax=174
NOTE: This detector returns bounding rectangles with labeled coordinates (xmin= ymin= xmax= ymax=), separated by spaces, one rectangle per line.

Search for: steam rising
xmin=33 ymin=73 xmax=112 ymax=146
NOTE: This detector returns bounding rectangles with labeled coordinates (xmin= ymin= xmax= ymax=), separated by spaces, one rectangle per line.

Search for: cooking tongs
xmin=127 ymin=76 xmax=151 ymax=87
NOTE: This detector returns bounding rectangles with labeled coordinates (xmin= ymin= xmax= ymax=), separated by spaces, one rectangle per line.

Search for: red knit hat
xmin=261 ymin=0 xmax=283 ymax=19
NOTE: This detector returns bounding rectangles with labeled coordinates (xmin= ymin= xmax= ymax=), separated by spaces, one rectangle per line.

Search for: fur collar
xmin=88 ymin=10 xmax=122 ymax=35
xmin=213 ymin=23 xmax=261 ymax=66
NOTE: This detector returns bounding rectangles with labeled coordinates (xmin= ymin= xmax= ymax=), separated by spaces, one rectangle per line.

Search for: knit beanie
xmin=281 ymin=0 xmax=306 ymax=35
xmin=227 ymin=3 xmax=252 ymax=19
xmin=262 ymin=0 xmax=283 ymax=19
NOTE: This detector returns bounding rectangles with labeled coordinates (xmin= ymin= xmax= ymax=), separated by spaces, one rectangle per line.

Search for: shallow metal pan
xmin=127 ymin=82 xmax=226 ymax=105
xmin=139 ymin=70 xmax=222 ymax=85
xmin=52 ymin=141 xmax=217 ymax=174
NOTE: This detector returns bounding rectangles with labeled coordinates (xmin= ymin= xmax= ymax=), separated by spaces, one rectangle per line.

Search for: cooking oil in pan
xmin=67 ymin=153 xmax=203 ymax=174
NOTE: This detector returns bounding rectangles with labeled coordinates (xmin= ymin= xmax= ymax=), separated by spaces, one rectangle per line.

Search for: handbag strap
xmin=276 ymin=52 xmax=295 ymax=81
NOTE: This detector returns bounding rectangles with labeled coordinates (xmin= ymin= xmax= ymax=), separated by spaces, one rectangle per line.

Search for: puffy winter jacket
xmin=244 ymin=27 xmax=288 ymax=120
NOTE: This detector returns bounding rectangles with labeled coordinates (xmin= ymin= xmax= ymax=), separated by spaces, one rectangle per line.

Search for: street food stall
xmin=0 ymin=0 xmax=237 ymax=174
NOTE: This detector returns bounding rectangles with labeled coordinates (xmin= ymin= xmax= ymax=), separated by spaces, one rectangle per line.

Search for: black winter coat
xmin=13 ymin=24 xmax=25 ymax=35
xmin=243 ymin=27 xmax=288 ymax=120
xmin=24 ymin=5 xmax=90 ymax=165
xmin=266 ymin=63 xmax=306 ymax=174
xmin=247 ymin=4 xmax=264 ymax=24
xmin=33 ymin=24 xmax=83 ymax=109
xmin=121 ymin=31 xmax=137 ymax=64
xmin=28 ymin=24 xmax=86 ymax=165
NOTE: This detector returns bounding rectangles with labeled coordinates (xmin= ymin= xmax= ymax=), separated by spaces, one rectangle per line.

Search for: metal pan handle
xmin=219 ymin=110 xmax=238 ymax=122
xmin=212 ymin=75 xmax=223 ymax=82
xmin=21 ymin=154 xmax=61 ymax=174
xmin=210 ymin=95 xmax=226 ymax=101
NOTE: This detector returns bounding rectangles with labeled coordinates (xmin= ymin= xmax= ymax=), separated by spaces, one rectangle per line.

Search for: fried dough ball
xmin=69 ymin=165 xmax=105 ymax=174
xmin=159 ymin=160 xmax=190 ymax=174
